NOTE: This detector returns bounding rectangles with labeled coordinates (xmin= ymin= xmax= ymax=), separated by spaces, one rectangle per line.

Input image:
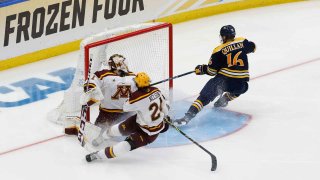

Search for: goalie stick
xmin=77 ymin=58 xmax=93 ymax=147
xmin=164 ymin=117 xmax=217 ymax=171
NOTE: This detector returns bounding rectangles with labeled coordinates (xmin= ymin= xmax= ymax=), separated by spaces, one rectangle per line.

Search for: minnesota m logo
xmin=111 ymin=85 xmax=132 ymax=99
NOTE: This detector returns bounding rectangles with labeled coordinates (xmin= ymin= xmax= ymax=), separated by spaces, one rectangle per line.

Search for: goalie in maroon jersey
xmin=85 ymin=72 xmax=170 ymax=162
xmin=64 ymin=54 xmax=137 ymax=136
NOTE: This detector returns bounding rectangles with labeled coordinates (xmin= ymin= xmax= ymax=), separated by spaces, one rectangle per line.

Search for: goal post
xmin=84 ymin=22 xmax=173 ymax=87
xmin=47 ymin=22 xmax=173 ymax=125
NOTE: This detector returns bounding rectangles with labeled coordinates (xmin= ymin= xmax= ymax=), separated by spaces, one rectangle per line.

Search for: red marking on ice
xmin=251 ymin=57 xmax=320 ymax=80
xmin=0 ymin=135 xmax=65 ymax=156
xmin=0 ymin=57 xmax=319 ymax=156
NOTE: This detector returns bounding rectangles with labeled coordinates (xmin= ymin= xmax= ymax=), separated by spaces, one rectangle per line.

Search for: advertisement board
xmin=0 ymin=0 xmax=303 ymax=70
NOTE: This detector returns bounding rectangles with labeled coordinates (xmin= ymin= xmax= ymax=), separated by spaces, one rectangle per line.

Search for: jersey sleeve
xmin=160 ymin=94 xmax=169 ymax=116
xmin=84 ymin=73 xmax=103 ymax=92
xmin=243 ymin=39 xmax=256 ymax=54
xmin=206 ymin=53 xmax=222 ymax=76
xmin=123 ymin=99 xmax=139 ymax=112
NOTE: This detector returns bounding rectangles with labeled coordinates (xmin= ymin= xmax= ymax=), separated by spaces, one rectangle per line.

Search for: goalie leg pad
xmin=65 ymin=127 xmax=79 ymax=135
xmin=63 ymin=116 xmax=102 ymax=144
xmin=64 ymin=116 xmax=80 ymax=135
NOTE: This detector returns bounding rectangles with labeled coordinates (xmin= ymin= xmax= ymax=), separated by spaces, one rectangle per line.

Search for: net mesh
xmin=47 ymin=22 xmax=172 ymax=124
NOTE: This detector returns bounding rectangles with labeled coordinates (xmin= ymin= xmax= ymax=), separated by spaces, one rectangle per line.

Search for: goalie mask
xmin=107 ymin=54 xmax=129 ymax=73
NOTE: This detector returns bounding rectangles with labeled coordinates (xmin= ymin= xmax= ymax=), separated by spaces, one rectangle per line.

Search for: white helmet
xmin=107 ymin=54 xmax=129 ymax=73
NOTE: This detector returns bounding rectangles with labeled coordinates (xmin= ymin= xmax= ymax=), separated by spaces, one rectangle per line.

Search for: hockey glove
xmin=80 ymin=88 xmax=104 ymax=106
xmin=161 ymin=116 xmax=171 ymax=133
xmin=195 ymin=64 xmax=207 ymax=75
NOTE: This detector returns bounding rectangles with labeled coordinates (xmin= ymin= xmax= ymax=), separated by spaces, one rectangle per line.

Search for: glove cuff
xmin=202 ymin=64 xmax=208 ymax=74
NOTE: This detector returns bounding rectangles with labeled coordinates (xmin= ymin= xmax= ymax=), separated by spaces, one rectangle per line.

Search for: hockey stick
xmin=78 ymin=58 xmax=93 ymax=147
xmin=164 ymin=117 xmax=217 ymax=171
xmin=150 ymin=70 xmax=195 ymax=86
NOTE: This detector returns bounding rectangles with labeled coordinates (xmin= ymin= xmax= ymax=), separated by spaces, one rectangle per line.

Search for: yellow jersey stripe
xmin=221 ymin=68 xmax=248 ymax=73
xmin=100 ymin=108 xmax=123 ymax=113
xmin=89 ymin=98 xmax=100 ymax=103
xmin=129 ymin=89 xmax=160 ymax=104
xmin=84 ymin=83 xmax=96 ymax=88
xmin=207 ymin=67 xmax=217 ymax=76
xmin=218 ymin=71 xmax=250 ymax=79
xmin=140 ymin=122 xmax=164 ymax=131
xmin=213 ymin=37 xmax=246 ymax=53
xmin=99 ymin=72 xmax=117 ymax=79
xmin=220 ymin=69 xmax=249 ymax=76
xmin=208 ymin=67 xmax=217 ymax=72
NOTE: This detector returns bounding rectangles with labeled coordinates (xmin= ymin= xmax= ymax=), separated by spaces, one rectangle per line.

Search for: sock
xmin=186 ymin=99 xmax=204 ymax=118
xmin=99 ymin=141 xmax=131 ymax=159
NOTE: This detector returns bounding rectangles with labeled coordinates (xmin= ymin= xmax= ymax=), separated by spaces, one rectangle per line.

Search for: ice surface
xmin=1 ymin=1 xmax=320 ymax=180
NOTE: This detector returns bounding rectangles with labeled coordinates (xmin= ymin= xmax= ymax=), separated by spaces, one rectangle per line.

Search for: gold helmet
xmin=134 ymin=72 xmax=151 ymax=88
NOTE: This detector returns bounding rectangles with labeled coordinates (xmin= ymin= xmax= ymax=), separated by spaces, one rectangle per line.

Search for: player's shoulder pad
xmin=129 ymin=87 xmax=160 ymax=104
xmin=242 ymin=38 xmax=256 ymax=53
xmin=251 ymin=41 xmax=257 ymax=53
xmin=235 ymin=37 xmax=246 ymax=41
xmin=94 ymin=69 xmax=117 ymax=79
xmin=213 ymin=37 xmax=247 ymax=53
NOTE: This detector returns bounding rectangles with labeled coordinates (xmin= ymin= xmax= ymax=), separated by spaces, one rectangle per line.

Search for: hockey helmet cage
xmin=134 ymin=72 xmax=151 ymax=88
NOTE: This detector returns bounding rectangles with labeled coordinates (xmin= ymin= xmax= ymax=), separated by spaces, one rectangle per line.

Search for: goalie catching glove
xmin=80 ymin=87 xmax=104 ymax=106
xmin=195 ymin=64 xmax=208 ymax=75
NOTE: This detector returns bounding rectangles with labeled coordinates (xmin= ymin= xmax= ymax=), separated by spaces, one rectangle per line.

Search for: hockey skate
xmin=173 ymin=113 xmax=194 ymax=127
xmin=214 ymin=93 xmax=230 ymax=108
xmin=86 ymin=151 xmax=102 ymax=162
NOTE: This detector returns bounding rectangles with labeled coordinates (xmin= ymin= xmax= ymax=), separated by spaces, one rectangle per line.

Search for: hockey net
xmin=48 ymin=22 xmax=173 ymax=125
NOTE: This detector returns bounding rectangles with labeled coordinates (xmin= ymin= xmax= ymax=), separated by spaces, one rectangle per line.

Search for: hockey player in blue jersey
xmin=174 ymin=25 xmax=256 ymax=126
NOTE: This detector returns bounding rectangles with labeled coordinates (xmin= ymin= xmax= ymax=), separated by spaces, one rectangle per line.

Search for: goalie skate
xmin=86 ymin=151 xmax=102 ymax=162
xmin=91 ymin=127 xmax=111 ymax=147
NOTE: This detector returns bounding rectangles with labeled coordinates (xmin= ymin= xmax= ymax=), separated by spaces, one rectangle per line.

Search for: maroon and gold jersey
xmin=123 ymin=87 xmax=169 ymax=136
xmin=87 ymin=70 xmax=137 ymax=113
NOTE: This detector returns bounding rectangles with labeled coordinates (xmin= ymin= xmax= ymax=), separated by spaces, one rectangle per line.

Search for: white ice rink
xmin=1 ymin=1 xmax=320 ymax=180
